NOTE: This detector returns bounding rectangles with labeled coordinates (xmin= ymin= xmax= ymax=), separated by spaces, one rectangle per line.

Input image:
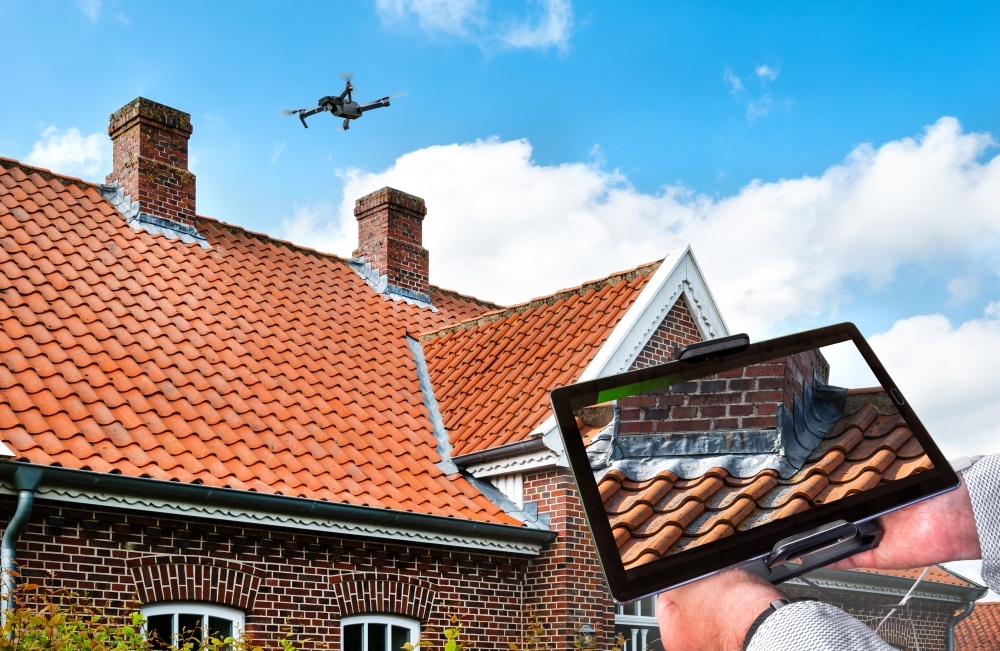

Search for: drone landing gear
xmin=342 ymin=118 xmax=350 ymax=130
xmin=743 ymin=520 xmax=883 ymax=584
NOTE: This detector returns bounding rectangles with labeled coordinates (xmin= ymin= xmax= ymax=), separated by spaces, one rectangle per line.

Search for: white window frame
xmin=342 ymin=614 xmax=420 ymax=651
xmin=615 ymin=595 xmax=658 ymax=651
xmin=141 ymin=602 xmax=244 ymax=646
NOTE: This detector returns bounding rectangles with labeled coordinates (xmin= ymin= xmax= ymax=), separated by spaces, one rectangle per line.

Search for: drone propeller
xmin=279 ymin=108 xmax=304 ymax=116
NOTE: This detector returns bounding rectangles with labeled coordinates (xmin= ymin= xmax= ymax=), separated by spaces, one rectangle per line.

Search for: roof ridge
xmin=1 ymin=154 xmax=504 ymax=310
xmin=418 ymin=260 xmax=662 ymax=341
xmin=0 ymin=155 xmax=98 ymax=192
xmin=432 ymin=286 xmax=505 ymax=311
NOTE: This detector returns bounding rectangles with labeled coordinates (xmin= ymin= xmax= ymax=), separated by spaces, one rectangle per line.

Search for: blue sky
xmin=2 ymin=0 xmax=1000 ymax=595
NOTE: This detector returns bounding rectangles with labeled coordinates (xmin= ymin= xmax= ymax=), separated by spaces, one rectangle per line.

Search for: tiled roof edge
xmin=0 ymin=461 xmax=556 ymax=549
xmin=0 ymin=156 xmax=98 ymax=192
xmin=418 ymin=260 xmax=662 ymax=342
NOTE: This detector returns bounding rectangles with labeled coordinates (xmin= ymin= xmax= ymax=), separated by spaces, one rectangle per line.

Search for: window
xmin=615 ymin=595 xmax=659 ymax=651
xmin=342 ymin=615 xmax=420 ymax=651
xmin=142 ymin=603 xmax=244 ymax=649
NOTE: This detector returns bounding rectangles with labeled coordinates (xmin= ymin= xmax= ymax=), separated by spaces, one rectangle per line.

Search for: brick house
xmin=0 ymin=97 xmax=989 ymax=651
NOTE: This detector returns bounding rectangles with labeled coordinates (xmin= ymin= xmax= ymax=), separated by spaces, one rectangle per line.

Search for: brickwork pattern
xmin=106 ymin=98 xmax=196 ymax=227
xmin=523 ymin=470 xmax=616 ymax=651
xmin=9 ymin=496 xmax=530 ymax=651
xmin=629 ymin=298 xmax=702 ymax=370
xmin=354 ymin=187 xmax=430 ymax=296
xmin=617 ymin=351 xmax=827 ymax=436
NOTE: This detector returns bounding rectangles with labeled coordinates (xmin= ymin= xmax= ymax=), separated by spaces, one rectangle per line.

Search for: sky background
xmin=2 ymin=0 xmax=1000 ymax=596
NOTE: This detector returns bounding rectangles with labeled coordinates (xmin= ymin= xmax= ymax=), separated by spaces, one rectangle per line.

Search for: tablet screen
xmin=551 ymin=324 xmax=958 ymax=601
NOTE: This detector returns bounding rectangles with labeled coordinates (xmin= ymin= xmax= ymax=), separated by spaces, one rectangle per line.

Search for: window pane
xmin=344 ymin=623 xmax=364 ymax=651
xmin=147 ymin=614 xmax=173 ymax=650
xmin=369 ymin=623 xmax=388 ymax=651
xmin=209 ymin=616 xmax=234 ymax=639
xmin=178 ymin=613 xmax=204 ymax=646
xmin=391 ymin=625 xmax=411 ymax=651
xmin=640 ymin=595 xmax=656 ymax=618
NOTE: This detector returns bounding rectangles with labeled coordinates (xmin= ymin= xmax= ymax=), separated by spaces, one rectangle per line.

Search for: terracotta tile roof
xmin=599 ymin=399 xmax=931 ymax=569
xmin=956 ymin=601 xmax=1000 ymax=651
xmin=0 ymin=157 xmax=520 ymax=524
xmin=854 ymin=565 xmax=978 ymax=588
xmin=420 ymin=264 xmax=660 ymax=458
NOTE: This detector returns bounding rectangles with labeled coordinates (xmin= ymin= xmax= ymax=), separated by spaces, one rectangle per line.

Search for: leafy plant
xmin=0 ymin=582 xmax=295 ymax=651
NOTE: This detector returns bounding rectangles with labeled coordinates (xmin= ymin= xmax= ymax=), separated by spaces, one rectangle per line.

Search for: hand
xmin=655 ymin=568 xmax=784 ymax=651
xmin=828 ymin=476 xmax=982 ymax=571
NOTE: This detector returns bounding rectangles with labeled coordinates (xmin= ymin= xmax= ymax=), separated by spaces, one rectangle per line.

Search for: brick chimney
xmin=102 ymin=98 xmax=206 ymax=247
xmin=353 ymin=187 xmax=430 ymax=303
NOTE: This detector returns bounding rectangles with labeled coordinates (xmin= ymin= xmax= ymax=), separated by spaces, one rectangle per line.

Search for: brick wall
xmin=523 ymin=469 xmax=616 ymax=651
xmin=107 ymin=98 xmax=197 ymax=228
xmin=629 ymin=298 xmax=702 ymax=370
xmin=6 ymin=496 xmax=531 ymax=651
xmin=617 ymin=350 xmax=828 ymax=436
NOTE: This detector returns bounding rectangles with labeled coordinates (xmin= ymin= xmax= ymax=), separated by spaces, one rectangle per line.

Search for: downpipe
xmin=946 ymin=599 xmax=976 ymax=651
xmin=1 ymin=489 xmax=35 ymax=635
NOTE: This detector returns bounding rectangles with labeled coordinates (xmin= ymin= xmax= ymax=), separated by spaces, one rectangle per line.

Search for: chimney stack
xmin=354 ymin=187 xmax=430 ymax=303
xmin=105 ymin=98 xmax=199 ymax=237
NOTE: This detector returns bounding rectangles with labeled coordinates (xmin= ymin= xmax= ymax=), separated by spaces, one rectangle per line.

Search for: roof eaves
xmin=0 ymin=461 xmax=555 ymax=554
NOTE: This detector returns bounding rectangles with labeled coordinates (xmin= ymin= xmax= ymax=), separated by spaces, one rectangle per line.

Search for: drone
xmin=283 ymin=76 xmax=395 ymax=130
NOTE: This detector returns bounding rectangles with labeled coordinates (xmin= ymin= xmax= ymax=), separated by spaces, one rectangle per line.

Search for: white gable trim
xmin=576 ymin=245 xmax=729 ymax=382
xmin=478 ymin=246 xmax=731 ymax=476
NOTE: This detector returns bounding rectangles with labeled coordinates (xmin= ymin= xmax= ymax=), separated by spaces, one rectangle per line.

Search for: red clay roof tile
xmin=602 ymin=397 xmax=932 ymax=570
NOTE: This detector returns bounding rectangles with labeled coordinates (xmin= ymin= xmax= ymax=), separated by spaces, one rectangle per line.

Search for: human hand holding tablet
xmin=550 ymin=323 xmax=959 ymax=604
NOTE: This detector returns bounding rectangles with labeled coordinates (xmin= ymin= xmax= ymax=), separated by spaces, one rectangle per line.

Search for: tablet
xmin=550 ymin=323 xmax=959 ymax=603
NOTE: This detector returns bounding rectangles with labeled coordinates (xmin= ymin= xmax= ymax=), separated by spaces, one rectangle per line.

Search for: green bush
xmin=0 ymin=582 xmax=294 ymax=651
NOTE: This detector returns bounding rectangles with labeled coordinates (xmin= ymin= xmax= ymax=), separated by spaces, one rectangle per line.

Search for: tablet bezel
xmin=550 ymin=322 xmax=959 ymax=603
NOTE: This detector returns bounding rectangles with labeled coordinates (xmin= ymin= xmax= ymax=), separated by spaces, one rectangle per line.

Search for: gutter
xmin=452 ymin=437 xmax=550 ymax=468
xmin=946 ymin=600 xmax=977 ymax=651
xmin=0 ymin=461 xmax=554 ymax=550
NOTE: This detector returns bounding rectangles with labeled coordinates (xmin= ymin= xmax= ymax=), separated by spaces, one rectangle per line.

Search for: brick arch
xmin=127 ymin=555 xmax=266 ymax=611
xmin=330 ymin=573 xmax=437 ymax=622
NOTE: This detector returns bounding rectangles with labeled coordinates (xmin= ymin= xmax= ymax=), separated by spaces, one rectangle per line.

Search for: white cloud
xmin=271 ymin=141 xmax=286 ymax=165
xmin=77 ymin=0 xmax=101 ymax=22
xmin=24 ymin=126 xmax=110 ymax=181
xmin=864 ymin=306 xmax=1000 ymax=459
xmin=501 ymin=0 xmax=573 ymax=52
xmin=755 ymin=64 xmax=779 ymax=82
xmin=723 ymin=68 xmax=743 ymax=94
xmin=374 ymin=0 xmax=484 ymax=37
xmin=374 ymin=0 xmax=572 ymax=52
xmin=725 ymin=64 xmax=787 ymax=121
xmin=282 ymin=116 xmax=999 ymax=332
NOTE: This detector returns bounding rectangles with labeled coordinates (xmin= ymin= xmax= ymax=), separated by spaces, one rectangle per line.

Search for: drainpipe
xmin=946 ymin=600 xmax=976 ymax=651
xmin=1 ymin=467 xmax=43 ymax=631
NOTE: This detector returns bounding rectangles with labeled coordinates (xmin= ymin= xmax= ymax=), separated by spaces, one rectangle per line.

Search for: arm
xmin=657 ymin=454 xmax=999 ymax=651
